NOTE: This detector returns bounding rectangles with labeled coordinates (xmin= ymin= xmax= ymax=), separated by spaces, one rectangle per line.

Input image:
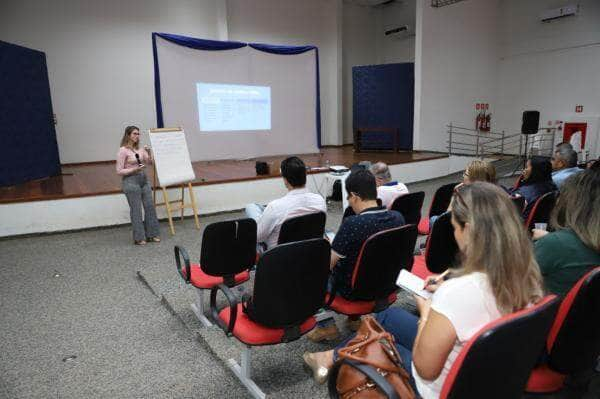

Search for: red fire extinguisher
xmin=475 ymin=103 xmax=481 ymax=131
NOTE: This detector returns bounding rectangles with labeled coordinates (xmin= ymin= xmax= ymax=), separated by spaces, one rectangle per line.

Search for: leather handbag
xmin=328 ymin=315 xmax=415 ymax=399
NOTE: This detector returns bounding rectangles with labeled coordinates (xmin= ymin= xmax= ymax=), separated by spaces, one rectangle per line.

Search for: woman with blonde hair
xmin=533 ymin=168 xmax=600 ymax=295
xmin=116 ymin=125 xmax=160 ymax=245
xmin=303 ymin=182 xmax=543 ymax=398
xmin=462 ymin=159 xmax=497 ymax=185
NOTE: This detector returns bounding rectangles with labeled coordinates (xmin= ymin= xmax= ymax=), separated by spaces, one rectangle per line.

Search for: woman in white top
xmin=303 ymin=182 xmax=544 ymax=398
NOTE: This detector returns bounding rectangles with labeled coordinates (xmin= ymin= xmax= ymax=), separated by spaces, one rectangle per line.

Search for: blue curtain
xmin=0 ymin=41 xmax=60 ymax=187
xmin=152 ymin=32 xmax=322 ymax=147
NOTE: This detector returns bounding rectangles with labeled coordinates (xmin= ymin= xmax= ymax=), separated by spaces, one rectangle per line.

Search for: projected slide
xmin=196 ymin=83 xmax=271 ymax=131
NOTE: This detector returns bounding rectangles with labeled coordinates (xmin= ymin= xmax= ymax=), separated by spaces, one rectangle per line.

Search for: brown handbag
xmin=328 ymin=315 xmax=416 ymax=399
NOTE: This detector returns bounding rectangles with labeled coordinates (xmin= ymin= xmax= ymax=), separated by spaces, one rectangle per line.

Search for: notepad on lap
xmin=396 ymin=269 xmax=432 ymax=299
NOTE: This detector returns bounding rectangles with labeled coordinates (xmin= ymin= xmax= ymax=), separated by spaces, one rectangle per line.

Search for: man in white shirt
xmin=369 ymin=162 xmax=409 ymax=208
xmin=551 ymin=147 xmax=582 ymax=189
xmin=245 ymin=156 xmax=327 ymax=250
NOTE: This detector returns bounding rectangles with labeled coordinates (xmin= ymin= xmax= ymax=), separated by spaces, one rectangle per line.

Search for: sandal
xmin=134 ymin=240 xmax=147 ymax=245
xmin=148 ymin=237 xmax=161 ymax=243
xmin=303 ymin=352 xmax=330 ymax=384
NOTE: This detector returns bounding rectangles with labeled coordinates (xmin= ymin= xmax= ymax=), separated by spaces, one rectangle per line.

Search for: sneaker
xmin=148 ymin=237 xmax=161 ymax=243
xmin=303 ymin=352 xmax=330 ymax=384
xmin=345 ymin=317 xmax=361 ymax=332
xmin=306 ymin=324 xmax=340 ymax=343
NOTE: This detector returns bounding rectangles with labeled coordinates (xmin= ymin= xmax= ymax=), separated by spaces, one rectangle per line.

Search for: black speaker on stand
xmin=521 ymin=110 xmax=540 ymax=168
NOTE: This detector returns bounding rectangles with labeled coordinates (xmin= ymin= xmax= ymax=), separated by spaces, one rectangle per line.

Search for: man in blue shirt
xmin=551 ymin=147 xmax=582 ymax=189
xmin=307 ymin=169 xmax=405 ymax=342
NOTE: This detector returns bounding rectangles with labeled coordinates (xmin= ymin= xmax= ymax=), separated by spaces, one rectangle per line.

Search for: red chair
xmin=390 ymin=191 xmax=425 ymax=226
xmin=323 ymin=225 xmax=418 ymax=319
xmin=526 ymin=267 xmax=600 ymax=394
xmin=174 ymin=218 xmax=256 ymax=326
xmin=412 ymin=211 xmax=458 ymax=280
xmin=511 ymin=195 xmax=526 ymax=213
xmin=277 ymin=211 xmax=326 ymax=245
xmin=440 ymin=295 xmax=561 ymax=399
xmin=418 ymin=183 xmax=457 ymax=235
xmin=524 ymin=191 xmax=557 ymax=231
xmin=210 ymin=238 xmax=331 ymax=398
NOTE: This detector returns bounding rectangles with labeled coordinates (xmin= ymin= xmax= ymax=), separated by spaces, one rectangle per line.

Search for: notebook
xmin=396 ymin=269 xmax=432 ymax=299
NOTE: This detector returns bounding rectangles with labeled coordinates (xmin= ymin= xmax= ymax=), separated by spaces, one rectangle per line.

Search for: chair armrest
xmin=174 ymin=245 xmax=191 ymax=283
xmin=210 ymin=283 xmax=240 ymax=336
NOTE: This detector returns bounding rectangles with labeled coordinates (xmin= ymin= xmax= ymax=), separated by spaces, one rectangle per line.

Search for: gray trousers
xmin=122 ymin=173 xmax=160 ymax=241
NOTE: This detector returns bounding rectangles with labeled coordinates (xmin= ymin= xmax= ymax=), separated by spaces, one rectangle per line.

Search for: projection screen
xmin=153 ymin=34 xmax=320 ymax=161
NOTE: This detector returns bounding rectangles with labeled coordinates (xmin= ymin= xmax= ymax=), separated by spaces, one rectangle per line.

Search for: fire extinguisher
xmin=475 ymin=103 xmax=481 ymax=130
xmin=484 ymin=104 xmax=491 ymax=131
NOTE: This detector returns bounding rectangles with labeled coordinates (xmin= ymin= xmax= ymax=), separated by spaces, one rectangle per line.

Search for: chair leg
xmin=190 ymin=289 xmax=213 ymax=327
xmin=315 ymin=309 xmax=335 ymax=323
xmin=226 ymin=346 xmax=266 ymax=399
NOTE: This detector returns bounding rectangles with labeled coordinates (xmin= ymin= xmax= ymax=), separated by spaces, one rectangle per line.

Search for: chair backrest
xmin=350 ymin=224 xmax=418 ymax=301
xmin=546 ymin=266 xmax=600 ymax=375
xmin=511 ymin=195 xmax=526 ymax=213
xmin=200 ymin=218 xmax=257 ymax=278
xmin=424 ymin=211 xmax=458 ymax=274
xmin=390 ymin=191 xmax=425 ymax=226
xmin=247 ymin=238 xmax=331 ymax=328
xmin=440 ymin=295 xmax=561 ymax=399
xmin=525 ymin=191 xmax=557 ymax=231
xmin=342 ymin=199 xmax=383 ymax=222
xmin=277 ymin=211 xmax=326 ymax=245
xmin=428 ymin=183 xmax=458 ymax=218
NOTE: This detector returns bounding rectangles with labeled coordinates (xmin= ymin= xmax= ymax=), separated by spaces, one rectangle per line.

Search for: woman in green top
xmin=532 ymin=167 xmax=600 ymax=296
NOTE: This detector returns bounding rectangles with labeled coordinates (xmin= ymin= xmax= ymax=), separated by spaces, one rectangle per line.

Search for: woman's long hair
xmin=452 ymin=182 xmax=543 ymax=314
xmin=120 ymin=126 xmax=139 ymax=150
xmin=550 ymin=168 xmax=600 ymax=253
xmin=524 ymin=156 xmax=552 ymax=185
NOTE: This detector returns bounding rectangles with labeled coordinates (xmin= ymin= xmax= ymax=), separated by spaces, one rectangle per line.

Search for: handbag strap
xmin=328 ymin=359 xmax=401 ymax=399
xmin=338 ymin=333 xmax=403 ymax=373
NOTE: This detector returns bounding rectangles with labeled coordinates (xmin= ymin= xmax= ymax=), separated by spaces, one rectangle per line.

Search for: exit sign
xmin=575 ymin=105 xmax=583 ymax=113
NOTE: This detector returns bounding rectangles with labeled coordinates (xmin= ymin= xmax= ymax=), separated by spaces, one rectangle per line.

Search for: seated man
xmin=245 ymin=156 xmax=326 ymax=250
xmin=551 ymin=147 xmax=582 ymax=189
xmin=307 ymin=169 xmax=405 ymax=342
xmin=369 ymin=162 xmax=409 ymax=208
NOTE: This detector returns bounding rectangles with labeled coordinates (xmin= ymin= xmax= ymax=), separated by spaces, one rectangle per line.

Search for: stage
xmin=0 ymin=148 xmax=485 ymax=238
xmin=0 ymin=147 xmax=445 ymax=204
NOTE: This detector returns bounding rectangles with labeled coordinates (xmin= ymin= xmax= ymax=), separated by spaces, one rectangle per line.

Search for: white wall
xmin=0 ymin=0 xmax=222 ymax=164
xmin=414 ymin=0 xmax=500 ymax=152
xmin=495 ymin=0 xmax=600 ymax=158
xmin=375 ymin=0 xmax=416 ymax=64
xmin=226 ymin=0 xmax=343 ymax=146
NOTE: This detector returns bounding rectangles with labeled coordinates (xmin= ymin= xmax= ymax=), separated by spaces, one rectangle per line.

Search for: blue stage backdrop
xmin=353 ymin=63 xmax=414 ymax=151
xmin=0 ymin=41 xmax=60 ymax=187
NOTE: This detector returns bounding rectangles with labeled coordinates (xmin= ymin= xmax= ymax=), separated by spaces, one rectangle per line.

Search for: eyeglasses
xmin=462 ymin=172 xmax=469 ymax=179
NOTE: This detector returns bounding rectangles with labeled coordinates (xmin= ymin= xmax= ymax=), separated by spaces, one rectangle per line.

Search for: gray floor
xmin=1 ymin=169 xmax=598 ymax=398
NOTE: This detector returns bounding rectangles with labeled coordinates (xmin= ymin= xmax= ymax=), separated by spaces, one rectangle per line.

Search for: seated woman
xmin=510 ymin=156 xmax=557 ymax=220
xmin=532 ymin=168 xmax=600 ymax=296
xmin=303 ymin=182 xmax=544 ymax=398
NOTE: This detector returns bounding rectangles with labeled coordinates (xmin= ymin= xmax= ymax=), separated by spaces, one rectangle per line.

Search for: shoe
xmin=345 ymin=316 xmax=361 ymax=332
xmin=306 ymin=324 xmax=340 ymax=343
xmin=134 ymin=240 xmax=147 ymax=245
xmin=303 ymin=352 xmax=330 ymax=384
xmin=148 ymin=237 xmax=161 ymax=243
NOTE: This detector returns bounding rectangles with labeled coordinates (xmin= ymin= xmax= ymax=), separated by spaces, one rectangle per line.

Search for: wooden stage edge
xmin=0 ymin=147 xmax=447 ymax=204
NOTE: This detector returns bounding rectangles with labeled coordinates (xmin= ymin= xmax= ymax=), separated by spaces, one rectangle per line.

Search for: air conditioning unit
xmin=384 ymin=25 xmax=413 ymax=38
xmin=540 ymin=4 xmax=578 ymax=22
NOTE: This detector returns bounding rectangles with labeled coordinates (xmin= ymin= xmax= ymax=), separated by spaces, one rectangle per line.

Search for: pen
xmin=423 ymin=269 xmax=451 ymax=289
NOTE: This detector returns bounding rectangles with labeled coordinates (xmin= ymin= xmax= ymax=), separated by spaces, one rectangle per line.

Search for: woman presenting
xmin=116 ymin=126 xmax=161 ymax=245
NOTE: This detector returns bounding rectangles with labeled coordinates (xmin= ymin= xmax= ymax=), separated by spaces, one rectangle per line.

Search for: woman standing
xmin=303 ymin=183 xmax=544 ymax=398
xmin=116 ymin=126 xmax=160 ymax=245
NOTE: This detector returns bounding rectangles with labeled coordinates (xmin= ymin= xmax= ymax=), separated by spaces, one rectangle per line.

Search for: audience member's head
xmin=369 ymin=162 xmax=392 ymax=186
xmin=551 ymin=168 xmax=600 ymax=253
xmin=586 ymin=159 xmax=599 ymax=170
xmin=463 ymin=160 xmax=497 ymax=185
xmin=451 ymin=182 xmax=543 ymax=313
xmin=120 ymin=125 xmax=140 ymax=149
xmin=523 ymin=156 xmax=552 ymax=184
xmin=551 ymin=147 xmax=578 ymax=171
xmin=280 ymin=156 xmax=307 ymax=189
xmin=345 ymin=169 xmax=378 ymax=212
xmin=555 ymin=142 xmax=573 ymax=152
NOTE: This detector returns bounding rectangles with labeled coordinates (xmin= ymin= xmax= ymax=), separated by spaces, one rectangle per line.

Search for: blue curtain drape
xmin=152 ymin=32 xmax=321 ymax=147
xmin=0 ymin=41 xmax=61 ymax=187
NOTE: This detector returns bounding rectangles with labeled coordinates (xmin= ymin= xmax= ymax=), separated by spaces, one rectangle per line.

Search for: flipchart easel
xmin=148 ymin=127 xmax=199 ymax=235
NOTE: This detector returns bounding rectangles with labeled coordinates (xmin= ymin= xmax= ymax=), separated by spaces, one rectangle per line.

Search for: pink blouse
xmin=116 ymin=147 xmax=151 ymax=176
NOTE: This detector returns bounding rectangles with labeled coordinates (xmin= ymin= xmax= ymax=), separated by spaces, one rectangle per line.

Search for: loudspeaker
xmin=255 ymin=161 xmax=269 ymax=175
xmin=522 ymin=111 xmax=540 ymax=135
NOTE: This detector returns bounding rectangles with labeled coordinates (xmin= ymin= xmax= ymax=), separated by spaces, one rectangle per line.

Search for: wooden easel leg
xmin=180 ymin=185 xmax=185 ymax=221
xmin=188 ymin=183 xmax=200 ymax=229
xmin=162 ymin=187 xmax=176 ymax=235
